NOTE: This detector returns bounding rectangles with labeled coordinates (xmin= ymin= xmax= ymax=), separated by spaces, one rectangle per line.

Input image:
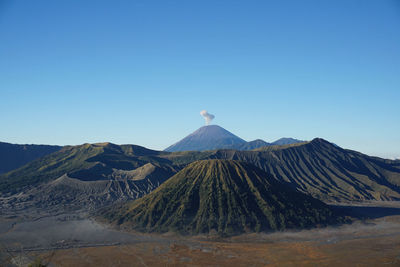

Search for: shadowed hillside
xmin=0 ymin=141 xmax=62 ymax=174
xmin=0 ymin=142 xmax=176 ymax=195
xmin=101 ymin=160 xmax=345 ymax=235
xmin=163 ymin=139 xmax=400 ymax=202
xmin=0 ymin=143 xmax=181 ymax=214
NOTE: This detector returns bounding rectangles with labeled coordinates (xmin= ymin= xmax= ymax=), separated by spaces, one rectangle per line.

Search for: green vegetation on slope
xmin=0 ymin=142 xmax=175 ymax=194
xmin=101 ymin=160 xmax=345 ymax=235
xmin=0 ymin=144 xmax=101 ymax=194
xmin=163 ymin=139 xmax=400 ymax=202
xmin=2 ymin=138 xmax=399 ymax=204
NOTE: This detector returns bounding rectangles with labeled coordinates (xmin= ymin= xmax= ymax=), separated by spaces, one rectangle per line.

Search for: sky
xmin=0 ymin=0 xmax=399 ymax=158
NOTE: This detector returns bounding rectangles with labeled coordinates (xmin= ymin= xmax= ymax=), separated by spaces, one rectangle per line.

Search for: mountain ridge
xmin=164 ymin=125 xmax=303 ymax=152
xmin=2 ymin=137 xmax=399 ymax=207
xmin=164 ymin=138 xmax=400 ymax=202
xmin=0 ymin=142 xmax=175 ymax=194
xmin=0 ymin=141 xmax=62 ymax=174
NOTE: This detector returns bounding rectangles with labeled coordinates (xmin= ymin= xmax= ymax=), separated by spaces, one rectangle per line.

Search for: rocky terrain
xmin=101 ymin=160 xmax=345 ymax=235
xmin=1 ymin=138 xmax=400 ymax=219
xmin=164 ymin=138 xmax=400 ymax=202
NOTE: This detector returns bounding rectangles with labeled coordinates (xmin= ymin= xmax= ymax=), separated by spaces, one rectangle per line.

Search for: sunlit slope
xmin=102 ymin=160 xmax=344 ymax=235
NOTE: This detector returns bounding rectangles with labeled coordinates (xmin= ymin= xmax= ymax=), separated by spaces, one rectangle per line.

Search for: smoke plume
xmin=200 ymin=110 xmax=215 ymax=125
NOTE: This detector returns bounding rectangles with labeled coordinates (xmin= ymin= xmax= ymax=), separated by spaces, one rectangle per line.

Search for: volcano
xmin=164 ymin=125 xmax=246 ymax=152
xmin=101 ymin=160 xmax=345 ymax=235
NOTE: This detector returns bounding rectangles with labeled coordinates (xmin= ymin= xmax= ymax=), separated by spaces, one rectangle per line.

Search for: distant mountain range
xmin=1 ymin=137 xmax=399 ymax=205
xmin=0 ymin=126 xmax=303 ymax=175
xmin=0 ymin=142 xmax=61 ymax=174
xmin=164 ymin=125 xmax=303 ymax=152
xmin=1 ymin=125 xmax=400 ymax=236
xmin=270 ymin=137 xmax=303 ymax=146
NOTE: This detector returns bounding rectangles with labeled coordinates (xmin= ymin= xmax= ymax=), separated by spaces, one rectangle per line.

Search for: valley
xmin=1 ymin=129 xmax=399 ymax=266
xmin=2 ymin=1 xmax=399 ymax=265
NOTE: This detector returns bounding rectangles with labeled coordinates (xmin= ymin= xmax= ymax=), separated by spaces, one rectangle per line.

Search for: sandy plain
xmin=1 ymin=203 xmax=400 ymax=266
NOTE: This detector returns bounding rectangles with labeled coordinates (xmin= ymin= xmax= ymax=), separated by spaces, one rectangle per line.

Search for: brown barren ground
xmin=35 ymin=216 xmax=400 ymax=267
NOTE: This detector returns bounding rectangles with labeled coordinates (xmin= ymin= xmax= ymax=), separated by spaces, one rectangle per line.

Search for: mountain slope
xmin=0 ymin=142 xmax=62 ymax=174
xmin=164 ymin=139 xmax=400 ymax=202
xmin=0 ymin=142 xmax=180 ymax=214
xmin=1 ymin=170 xmax=173 ymax=214
xmin=0 ymin=142 xmax=176 ymax=195
xmin=2 ymin=137 xmax=400 ymax=210
xmin=164 ymin=125 xmax=246 ymax=152
xmin=101 ymin=160 xmax=344 ymax=235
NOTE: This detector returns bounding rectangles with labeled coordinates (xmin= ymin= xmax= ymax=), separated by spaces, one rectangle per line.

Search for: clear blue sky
xmin=0 ymin=0 xmax=399 ymax=158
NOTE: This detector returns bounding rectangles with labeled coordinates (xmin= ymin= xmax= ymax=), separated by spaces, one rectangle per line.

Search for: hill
xmin=101 ymin=160 xmax=345 ymax=235
xmin=0 ymin=141 xmax=62 ymax=174
xmin=0 ymin=142 xmax=181 ymax=215
xmin=0 ymin=142 xmax=177 ymax=195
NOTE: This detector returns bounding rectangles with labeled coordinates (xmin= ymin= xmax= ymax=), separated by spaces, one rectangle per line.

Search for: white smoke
xmin=200 ymin=110 xmax=215 ymax=125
